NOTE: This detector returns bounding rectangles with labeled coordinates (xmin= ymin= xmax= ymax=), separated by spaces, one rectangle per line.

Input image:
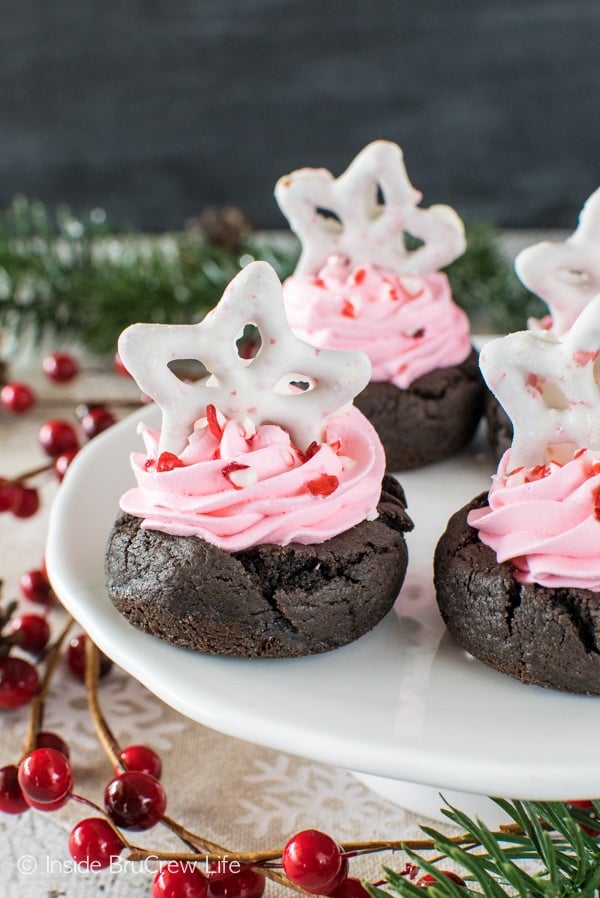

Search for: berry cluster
xmin=0 ymin=350 xmax=120 ymax=519
xmin=0 ymin=617 xmax=475 ymax=897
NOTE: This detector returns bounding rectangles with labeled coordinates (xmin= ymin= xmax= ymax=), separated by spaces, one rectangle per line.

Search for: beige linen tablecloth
xmin=0 ymin=362 xmax=455 ymax=898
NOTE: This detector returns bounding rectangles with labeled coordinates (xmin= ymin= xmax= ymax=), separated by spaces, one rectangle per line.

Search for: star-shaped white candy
xmin=118 ymin=261 xmax=371 ymax=456
xmin=516 ymin=186 xmax=600 ymax=337
xmin=275 ymin=140 xmax=465 ymax=277
xmin=481 ymin=293 xmax=600 ymax=469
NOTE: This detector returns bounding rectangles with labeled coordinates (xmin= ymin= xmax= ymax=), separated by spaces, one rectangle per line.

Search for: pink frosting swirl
xmin=468 ymin=449 xmax=600 ymax=591
xmin=120 ymin=406 xmax=385 ymax=552
xmin=282 ymin=257 xmax=471 ymax=389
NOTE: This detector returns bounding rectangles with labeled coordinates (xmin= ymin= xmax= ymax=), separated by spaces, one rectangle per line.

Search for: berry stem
xmin=22 ymin=615 xmax=75 ymax=756
xmin=82 ymin=639 xmax=310 ymax=893
xmin=84 ymin=637 xmax=122 ymax=763
xmin=0 ymin=600 xmax=18 ymax=633
xmin=6 ymin=462 xmax=54 ymax=485
xmin=124 ymin=833 xmax=478 ymax=868
xmin=84 ymin=639 xmax=225 ymax=854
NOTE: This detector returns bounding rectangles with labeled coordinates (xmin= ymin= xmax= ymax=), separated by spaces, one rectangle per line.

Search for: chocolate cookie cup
xmin=106 ymin=476 xmax=412 ymax=659
xmin=434 ymin=493 xmax=600 ymax=695
xmin=484 ymin=393 xmax=513 ymax=462
xmin=354 ymin=348 xmax=485 ymax=471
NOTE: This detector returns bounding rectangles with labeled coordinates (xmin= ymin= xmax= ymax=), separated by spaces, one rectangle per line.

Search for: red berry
xmin=38 ymin=419 xmax=79 ymax=458
xmin=24 ymin=793 xmax=71 ymax=812
xmin=18 ymin=748 xmax=73 ymax=804
xmin=153 ymin=863 xmax=208 ymax=898
xmin=54 ymin=448 xmax=79 ymax=482
xmin=0 ymin=765 xmax=29 ymax=814
xmin=0 ymin=656 xmax=39 ymax=708
xmin=11 ymin=486 xmax=40 ymax=518
xmin=0 ymin=381 xmax=36 ymax=413
xmin=567 ymin=799 xmax=600 ymax=836
xmin=330 ymin=878 xmax=369 ymax=898
xmin=81 ymin=406 xmax=117 ymax=439
xmin=36 ymin=731 xmax=70 ymax=759
xmin=208 ymin=862 xmax=265 ymax=898
xmin=42 ymin=351 xmax=79 ymax=383
xmin=568 ymin=799 xmax=596 ymax=810
xmin=19 ymin=568 xmax=53 ymax=605
xmin=327 ymin=857 xmax=349 ymax=893
xmin=8 ymin=613 xmax=51 ymax=654
xmin=69 ymin=817 xmax=124 ymax=869
xmin=65 ymin=633 xmax=113 ymax=680
xmin=416 ymin=870 xmax=466 ymax=887
xmin=282 ymin=830 xmax=342 ymax=894
xmin=0 ymin=479 xmax=18 ymax=512
xmin=118 ymin=745 xmax=162 ymax=779
xmin=104 ymin=770 xmax=166 ymax=830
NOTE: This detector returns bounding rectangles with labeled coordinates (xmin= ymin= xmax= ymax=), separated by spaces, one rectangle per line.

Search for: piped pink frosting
xmin=468 ymin=449 xmax=600 ymax=591
xmin=282 ymin=257 xmax=471 ymax=389
xmin=120 ymin=406 xmax=385 ymax=552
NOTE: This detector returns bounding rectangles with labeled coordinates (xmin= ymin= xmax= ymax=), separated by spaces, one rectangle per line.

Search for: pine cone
xmin=187 ymin=206 xmax=253 ymax=252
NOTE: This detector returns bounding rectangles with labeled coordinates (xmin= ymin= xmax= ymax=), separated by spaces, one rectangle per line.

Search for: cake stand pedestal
xmin=351 ymin=773 xmax=510 ymax=825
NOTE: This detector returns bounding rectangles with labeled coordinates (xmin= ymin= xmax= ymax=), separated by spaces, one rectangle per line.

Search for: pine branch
xmin=0 ymin=197 xmax=544 ymax=359
xmin=368 ymin=799 xmax=600 ymax=897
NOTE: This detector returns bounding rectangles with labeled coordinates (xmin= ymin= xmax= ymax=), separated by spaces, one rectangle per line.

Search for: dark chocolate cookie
xmin=354 ymin=349 xmax=485 ymax=471
xmin=434 ymin=492 xmax=600 ymax=694
xmin=485 ymin=392 xmax=513 ymax=462
xmin=106 ymin=476 xmax=412 ymax=659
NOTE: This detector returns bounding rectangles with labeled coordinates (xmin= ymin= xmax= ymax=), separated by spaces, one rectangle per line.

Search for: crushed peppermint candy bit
xmin=573 ymin=349 xmax=600 ymax=367
xmin=593 ymin=485 xmax=600 ymax=521
xmin=206 ymin=403 xmax=224 ymax=440
xmin=221 ymin=461 xmax=257 ymax=489
xmin=280 ymin=449 xmax=297 ymax=467
xmin=584 ymin=458 xmax=600 ymax=477
xmin=156 ymin=452 xmax=185 ymax=472
xmin=305 ymin=473 xmax=340 ymax=497
xmin=304 ymin=441 xmax=321 ymax=461
xmin=523 ymin=464 xmax=551 ymax=483
xmin=341 ymin=299 xmax=357 ymax=319
xmin=144 ymin=458 xmax=155 ymax=470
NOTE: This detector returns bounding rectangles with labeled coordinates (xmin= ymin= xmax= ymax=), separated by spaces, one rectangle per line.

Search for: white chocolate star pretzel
xmin=516 ymin=187 xmax=600 ymax=337
xmin=275 ymin=140 xmax=465 ymax=277
xmin=118 ymin=261 xmax=371 ymax=456
xmin=480 ymin=293 xmax=600 ymax=469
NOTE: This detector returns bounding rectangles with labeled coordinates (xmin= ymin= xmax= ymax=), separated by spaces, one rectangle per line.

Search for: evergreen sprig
xmin=368 ymin=799 xmax=600 ymax=896
xmin=0 ymin=197 xmax=544 ymax=358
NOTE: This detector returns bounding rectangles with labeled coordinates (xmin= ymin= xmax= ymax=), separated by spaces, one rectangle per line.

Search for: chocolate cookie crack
xmin=505 ymin=576 xmax=523 ymax=637
xmin=554 ymin=590 xmax=600 ymax=656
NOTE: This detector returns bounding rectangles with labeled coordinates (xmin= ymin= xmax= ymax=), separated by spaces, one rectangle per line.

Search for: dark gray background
xmin=2 ymin=1 xmax=599 ymax=231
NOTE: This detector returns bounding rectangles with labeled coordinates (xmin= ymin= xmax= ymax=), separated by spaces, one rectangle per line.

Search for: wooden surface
xmin=1 ymin=1 xmax=599 ymax=230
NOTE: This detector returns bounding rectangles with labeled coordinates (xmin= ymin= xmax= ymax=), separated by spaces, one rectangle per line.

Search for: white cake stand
xmin=46 ymin=406 xmax=600 ymax=824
